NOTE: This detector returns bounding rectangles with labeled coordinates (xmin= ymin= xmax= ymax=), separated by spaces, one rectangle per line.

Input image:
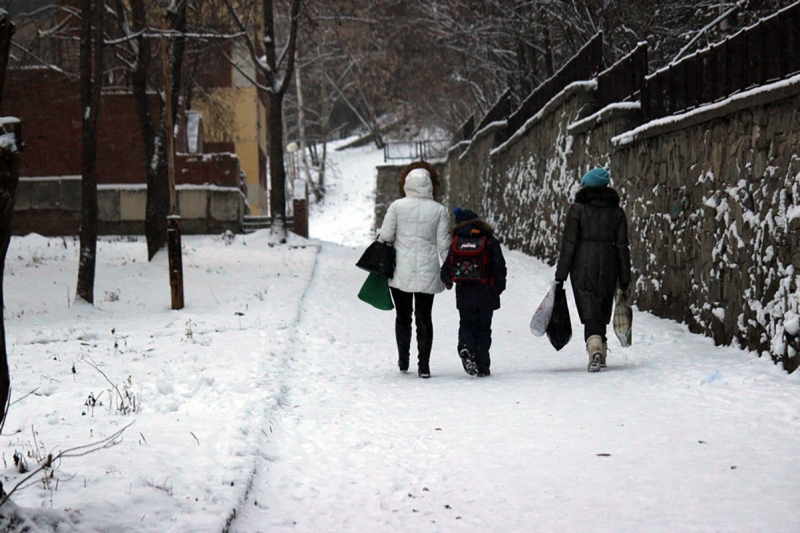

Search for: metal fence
xmin=597 ymin=43 xmax=648 ymax=107
xmin=451 ymin=2 xmax=800 ymax=145
xmin=454 ymin=116 xmax=475 ymax=143
xmin=474 ymin=88 xmax=512 ymax=133
xmin=642 ymin=1 xmax=800 ymax=120
xmin=382 ymin=139 xmax=451 ymax=163
xmin=505 ymin=32 xmax=604 ymax=138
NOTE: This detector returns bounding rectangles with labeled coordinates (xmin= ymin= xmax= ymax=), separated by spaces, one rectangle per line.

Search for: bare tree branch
xmin=672 ymin=2 xmax=744 ymax=63
xmin=0 ymin=422 xmax=132 ymax=507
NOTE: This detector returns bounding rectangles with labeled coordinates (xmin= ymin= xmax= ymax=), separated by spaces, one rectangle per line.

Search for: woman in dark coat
xmin=555 ymin=167 xmax=631 ymax=372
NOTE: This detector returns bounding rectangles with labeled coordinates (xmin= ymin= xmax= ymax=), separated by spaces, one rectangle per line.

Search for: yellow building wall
xmin=233 ymin=87 xmax=267 ymax=215
xmin=191 ymin=90 xmax=234 ymax=145
xmin=190 ymin=43 xmax=268 ymax=215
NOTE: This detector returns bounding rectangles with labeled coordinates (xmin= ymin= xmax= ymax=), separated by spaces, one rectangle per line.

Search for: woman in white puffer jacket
xmin=378 ymin=162 xmax=450 ymax=378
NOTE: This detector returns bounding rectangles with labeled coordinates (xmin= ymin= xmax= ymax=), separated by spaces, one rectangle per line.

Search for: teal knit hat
xmin=580 ymin=167 xmax=610 ymax=188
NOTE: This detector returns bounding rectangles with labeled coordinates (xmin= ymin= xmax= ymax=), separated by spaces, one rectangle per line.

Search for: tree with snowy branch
xmin=223 ymin=0 xmax=302 ymax=243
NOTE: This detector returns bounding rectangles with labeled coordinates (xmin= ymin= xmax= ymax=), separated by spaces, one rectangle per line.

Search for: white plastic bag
xmin=613 ymin=288 xmax=632 ymax=347
xmin=530 ymin=280 xmax=556 ymax=337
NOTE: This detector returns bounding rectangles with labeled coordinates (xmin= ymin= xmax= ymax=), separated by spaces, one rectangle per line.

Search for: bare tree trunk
xmin=542 ymin=12 xmax=554 ymax=78
xmin=267 ymin=91 xmax=287 ymax=239
xmin=222 ymin=0 xmax=301 ymax=240
xmin=0 ymin=130 xmax=18 ymax=431
xmin=0 ymin=10 xmax=11 ymax=107
xmin=262 ymin=0 xmax=301 ymax=243
xmin=314 ymin=78 xmax=333 ymax=198
xmin=358 ymin=80 xmax=384 ymax=149
xmin=318 ymin=138 xmax=327 ymax=196
xmin=146 ymin=0 xmax=187 ymax=260
xmin=127 ymin=0 xmax=159 ymax=256
xmin=133 ymin=0 xmax=166 ymax=260
xmin=146 ymin=111 xmax=171 ymax=258
xmin=0 ymin=10 xmax=17 ymax=432
xmin=76 ymin=0 xmax=103 ymax=304
xmin=321 ymin=71 xmax=383 ymax=149
xmin=295 ymin=64 xmax=323 ymax=202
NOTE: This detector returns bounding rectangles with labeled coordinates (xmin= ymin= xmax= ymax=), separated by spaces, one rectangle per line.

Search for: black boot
xmin=416 ymin=318 xmax=433 ymax=379
xmin=398 ymin=355 xmax=409 ymax=372
xmin=396 ymin=319 xmax=412 ymax=373
xmin=418 ymin=359 xmax=430 ymax=378
xmin=459 ymin=348 xmax=478 ymax=376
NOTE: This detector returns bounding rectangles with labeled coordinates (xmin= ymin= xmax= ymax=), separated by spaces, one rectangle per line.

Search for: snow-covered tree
xmin=304 ymin=0 xmax=798 ymax=137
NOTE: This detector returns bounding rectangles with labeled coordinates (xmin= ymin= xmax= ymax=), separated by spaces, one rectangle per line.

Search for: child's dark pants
xmin=458 ymin=308 xmax=494 ymax=371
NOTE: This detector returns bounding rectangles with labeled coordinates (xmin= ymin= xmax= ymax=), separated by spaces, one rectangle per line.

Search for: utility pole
xmin=163 ymin=36 xmax=184 ymax=310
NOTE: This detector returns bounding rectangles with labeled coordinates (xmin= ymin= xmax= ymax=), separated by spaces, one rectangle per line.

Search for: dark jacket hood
xmin=452 ymin=219 xmax=494 ymax=238
xmin=575 ymin=186 xmax=620 ymax=207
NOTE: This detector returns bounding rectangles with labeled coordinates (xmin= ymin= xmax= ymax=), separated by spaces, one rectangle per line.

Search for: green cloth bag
xmin=358 ymin=272 xmax=394 ymax=311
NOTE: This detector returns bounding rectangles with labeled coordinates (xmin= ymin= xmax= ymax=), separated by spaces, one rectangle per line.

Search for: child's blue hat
xmin=580 ymin=167 xmax=610 ymax=188
xmin=454 ymin=206 xmax=479 ymax=224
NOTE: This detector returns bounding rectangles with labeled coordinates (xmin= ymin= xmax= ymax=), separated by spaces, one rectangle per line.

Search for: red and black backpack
xmin=450 ymin=233 xmax=492 ymax=284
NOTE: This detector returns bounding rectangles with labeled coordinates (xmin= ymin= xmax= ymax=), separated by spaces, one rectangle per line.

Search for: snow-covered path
xmin=1 ymin=139 xmax=798 ymax=532
xmin=229 ymin=241 xmax=800 ymax=532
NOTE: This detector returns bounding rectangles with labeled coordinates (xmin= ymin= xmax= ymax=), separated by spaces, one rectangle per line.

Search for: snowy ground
xmin=0 ymin=140 xmax=798 ymax=532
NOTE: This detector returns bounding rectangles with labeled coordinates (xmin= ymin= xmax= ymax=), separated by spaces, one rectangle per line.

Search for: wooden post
xmin=163 ymin=36 xmax=184 ymax=310
xmin=167 ymin=215 xmax=184 ymax=309
xmin=163 ymin=37 xmax=177 ymax=214
xmin=292 ymin=178 xmax=308 ymax=238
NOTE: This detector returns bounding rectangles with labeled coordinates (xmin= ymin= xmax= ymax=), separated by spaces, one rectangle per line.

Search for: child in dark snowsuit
xmin=440 ymin=207 xmax=507 ymax=376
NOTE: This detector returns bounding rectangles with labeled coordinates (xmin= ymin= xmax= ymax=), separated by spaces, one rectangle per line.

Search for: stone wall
xmin=12 ymin=177 xmax=245 ymax=236
xmin=374 ymin=162 xmax=446 ymax=231
xmin=440 ymin=75 xmax=800 ymax=372
xmin=375 ymin=164 xmax=402 ymax=231
xmin=612 ymin=81 xmax=800 ymax=371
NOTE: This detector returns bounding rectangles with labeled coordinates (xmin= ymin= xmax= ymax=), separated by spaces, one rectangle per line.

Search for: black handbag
xmin=356 ymin=240 xmax=395 ymax=279
xmin=546 ymin=283 xmax=572 ymax=351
